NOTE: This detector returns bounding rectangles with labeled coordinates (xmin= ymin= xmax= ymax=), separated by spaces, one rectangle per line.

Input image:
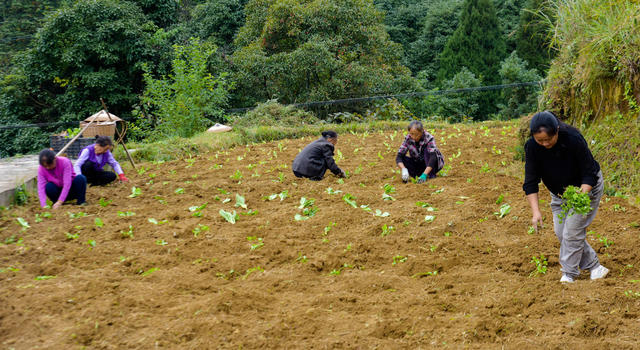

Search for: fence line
xmin=226 ymin=80 xmax=545 ymax=113
xmin=0 ymin=80 xmax=545 ymax=130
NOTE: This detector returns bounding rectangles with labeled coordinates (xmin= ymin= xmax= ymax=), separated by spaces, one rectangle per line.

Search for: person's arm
xmin=526 ymin=192 xmax=544 ymax=232
xmin=396 ymin=140 xmax=411 ymax=181
xmin=396 ymin=139 xmax=409 ymax=168
xmin=37 ymin=168 xmax=48 ymax=208
xmin=523 ymin=140 xmax=543 ymax=231
xmin=396 ymin=152 xmax=405 ymax=169
xmin=522 ymin=140 xmax=541 ymax=195
xmin=58 ymin=159 xmax=73 ymax=204
xmin=106 ymin=152 xmax=124 ymax=175
xmin=74 ymin=148 xmax=89 ymax=175
xmin=322 ymin=145 xmax=342 ymax=176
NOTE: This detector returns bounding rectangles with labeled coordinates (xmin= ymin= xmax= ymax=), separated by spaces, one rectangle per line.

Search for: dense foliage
xmin=0 ymin=0 xmax=64 ymax=73
xmin=437 ymin=0 xmax=506 ymax=118
xmin=231 ymin=0 xmax=417 ymax=108
xmin=543 ymin=0 xmax=639 ymax=124
xmin=515 ymin=0 xmax=555 ymax=74
xmin=141 ymin=38 xmax=232 ymax=139
xmin=1 ymin=0 xmax=554 ymax=157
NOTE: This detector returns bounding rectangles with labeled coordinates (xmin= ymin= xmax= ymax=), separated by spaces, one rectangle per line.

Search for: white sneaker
xmin=590 ymin=265 xmax=609 ymax=280
xmin=560 ymin=274 xmax=575 ymax=283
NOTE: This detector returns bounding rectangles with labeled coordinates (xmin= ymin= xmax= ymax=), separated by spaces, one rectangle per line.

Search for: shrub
xmin=230 ymin=100 xmax=319 ymax=128
xmin=141 ymin=38 xmax=232 ymax=139
xmin=435 ymin=67 xmax=482 ymax=122
xmin=497 ymin=51 xmax=542 ymax=120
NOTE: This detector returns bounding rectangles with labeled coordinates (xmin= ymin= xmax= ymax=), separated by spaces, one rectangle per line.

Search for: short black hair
xmin=530 ymin=111 xmax=560 ymax=136
xmin=39 ymin=149 xmax=56 ymax=166
xmin=321 ymin=130 xmax=338 ymax=139
xmin=95 ymin=136 xmax=113 ymax=147
xmin=407 ymin=120 xmax=424 ymax=132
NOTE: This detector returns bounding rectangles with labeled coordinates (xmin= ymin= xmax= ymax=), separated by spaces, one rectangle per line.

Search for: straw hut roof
xmin=84 ymin=110 xmax=123 ymax=123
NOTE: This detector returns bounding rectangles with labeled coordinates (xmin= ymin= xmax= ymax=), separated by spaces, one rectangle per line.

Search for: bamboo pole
xmin=100 ymin=98 xmax=136 ymax=170
xmin=55 ymin=119 xmax=96 ymax=157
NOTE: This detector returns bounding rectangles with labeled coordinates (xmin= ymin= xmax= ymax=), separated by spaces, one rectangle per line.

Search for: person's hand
xmin=417 ymin=173 xmax=427 ymax=184
xmin=401 ymin=168 xmax=409 ymax=182
xmin=580 ymin=184 xmax=592 ymax=193
xmin=119 ymin=173 xmax=129 ymax=182
xmin=531 ymin=210 xmax=543 ymax=233
xmin=52 ymin=201 xmax=63 ymax=210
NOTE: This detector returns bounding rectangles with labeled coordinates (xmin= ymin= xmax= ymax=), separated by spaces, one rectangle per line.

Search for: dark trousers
xmin=81 ymin=161 xmax=116 ymax=186
xmin=45 ymin=175 xmax=87 ymax=204
xmin=293 ymin=170 xmax=324 ymax=181
xmin=398 ymin=154 xmax=439 ymax=178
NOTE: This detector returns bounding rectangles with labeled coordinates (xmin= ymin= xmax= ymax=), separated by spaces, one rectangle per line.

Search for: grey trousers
xmin=549 ymin=171 xmax=604 ymax=278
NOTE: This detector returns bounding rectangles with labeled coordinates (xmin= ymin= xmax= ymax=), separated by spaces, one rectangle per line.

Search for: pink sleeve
xmin=58 ymin=159 xmax=72 ymax=203
xmin=37 ymin=167 xmax=48 ymax=208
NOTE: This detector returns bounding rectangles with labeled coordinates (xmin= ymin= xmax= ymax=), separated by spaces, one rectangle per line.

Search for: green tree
xmin=438 ymin=0 xmax=506 ymax=118
xmin=494 ymin=0 xmax=527 ymax=53
xmin=408 ymin=0 xmax=463 ymax=83
xmin=190 ymin=0 xmax=248 ymax=50
xmin=0 ymin=74 xmax=51 ymax=157
xmin=0 ymin=0 xmax=64 ymax=73
xmin=142 ymin=38 xmax=232 ymax=139
xmin=232 ymin=0 xmax=416 ymax=110
xmin=497 ymin=50 xmax=542 ymax=119
xmin=375 ymin=0 xmax=431 ymax=53
xmin=18 ymin=0 xmax=158 ymax=123
xmin=128 ymin=0 xmax=178 ymax=28
xmin=515 ymin=0 xmax=554 ymax=74
xmin=436 ymin=67 xmax=482 ymax=122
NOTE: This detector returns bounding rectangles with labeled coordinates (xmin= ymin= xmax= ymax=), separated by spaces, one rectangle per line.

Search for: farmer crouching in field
xmin=74 ymin=136 xmax=128 ymax=186
xmin=523 ymin=111 xmax=609 ymax=283
xmin=37 ymin=149 xmax=87 ymax=209
xmin=396 ymin=120 xmax=444 ymax=183
xmin=292 ymin=130 xmax=346 ymax=181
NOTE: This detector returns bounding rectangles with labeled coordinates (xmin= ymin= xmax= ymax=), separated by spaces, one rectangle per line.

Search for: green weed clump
xmin=543 ymin=0 xmax=640 ymax=124
xmin=229 ymin=100 xmax=319 ymax=128
xmin=530 ymin=254 xmax=548 ymax=276
xmin=582 ymin=113 xmax=640 ymax=199
xmin=558 ymin=186 xmax=591 ymax=223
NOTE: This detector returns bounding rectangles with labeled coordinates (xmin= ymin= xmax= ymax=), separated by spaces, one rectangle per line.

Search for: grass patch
xmin=116 ymin=120 xmax=438 ymax=163
xmin=582 ymin=112 xmax=640 ymax=202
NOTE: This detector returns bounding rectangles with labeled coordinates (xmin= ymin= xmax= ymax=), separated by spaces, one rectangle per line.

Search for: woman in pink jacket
xmin=37 ymin=149 xmax=87 ymax=209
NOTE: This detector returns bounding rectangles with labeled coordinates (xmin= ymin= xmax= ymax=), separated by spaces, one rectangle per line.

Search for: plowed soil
xmin=2 ymin=122 xmax=640 ymax=349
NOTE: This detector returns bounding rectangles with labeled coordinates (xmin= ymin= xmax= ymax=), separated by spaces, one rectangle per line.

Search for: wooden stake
xmin=100 ymin=98 xmax=136 ymax=170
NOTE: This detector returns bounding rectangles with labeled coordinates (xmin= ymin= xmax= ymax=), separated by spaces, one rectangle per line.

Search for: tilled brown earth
xmin=1 ymin=122 xmax=639 ymax=349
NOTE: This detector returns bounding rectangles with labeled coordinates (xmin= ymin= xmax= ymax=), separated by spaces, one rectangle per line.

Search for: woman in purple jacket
xmin=74 ymin=136 xmax=128 ymax=186
xmin=37 ymin=149 xmax=87 ymax=209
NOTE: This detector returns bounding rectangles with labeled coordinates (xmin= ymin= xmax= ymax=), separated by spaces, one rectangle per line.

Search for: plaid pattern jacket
xmin=397 ymin=131 xmax=445 ymax=170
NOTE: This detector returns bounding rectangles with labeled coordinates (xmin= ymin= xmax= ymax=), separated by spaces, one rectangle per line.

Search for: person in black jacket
xmin=523 ymin=111 xmax=609 ymax=283
xmin=292 ymin=131 xmax=346 ymax=181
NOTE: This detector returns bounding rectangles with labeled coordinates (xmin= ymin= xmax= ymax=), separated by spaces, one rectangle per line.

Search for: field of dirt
xmin=2 ymin=122 xmax=640 ymax=349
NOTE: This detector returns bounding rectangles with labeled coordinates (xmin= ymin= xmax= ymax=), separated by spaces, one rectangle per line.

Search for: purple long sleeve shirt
xmin=74 ymin=148 xmax=123 ymax=175
xmin=37 ymin=156 xmax=76 ymax=207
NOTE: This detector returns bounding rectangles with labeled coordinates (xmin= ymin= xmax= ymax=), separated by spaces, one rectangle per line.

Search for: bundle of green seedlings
xmin=558 ymin=186 xmax=592 ymax=223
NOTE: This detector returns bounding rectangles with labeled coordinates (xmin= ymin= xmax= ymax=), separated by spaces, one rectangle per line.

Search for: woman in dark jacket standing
xmin=292 ymin=131 xmax=346 ymax=181
xmin=523 ymin=111 xmax=609 ymax=283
